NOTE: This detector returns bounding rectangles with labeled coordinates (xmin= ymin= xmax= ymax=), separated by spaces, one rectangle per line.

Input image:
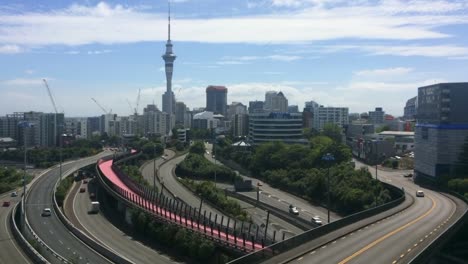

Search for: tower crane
xmin=135 ymin=88 xmax=141 ymax=115
xmin=91 ymin=98 xmax=110 ymax=114
xmin=126 ymin=99 xmax=134 ymax=115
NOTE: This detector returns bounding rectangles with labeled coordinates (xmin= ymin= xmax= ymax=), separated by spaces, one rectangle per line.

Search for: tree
xmin=376 ymin=125 xmax=391 ymax=133
xmin=321 ymin=123 xmax=343 ymax=143
xmin=455 ymin=135 xmax=468 ymax=178
xmin=189 ymin=141 xmax=205 ymax=155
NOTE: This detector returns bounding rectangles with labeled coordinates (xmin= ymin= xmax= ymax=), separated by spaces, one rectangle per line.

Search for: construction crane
xmin=91 ymin=98 xmax=110 ymax=114
xmin=135 ymin=88 xmax=141 ymax=115
xmin=42 ymin=78 xmax=63 ymax=181
xmin=43 ymin=79 xmax=58 ymax=114
xmin=126 ymin=99 xmax=134 ymax=115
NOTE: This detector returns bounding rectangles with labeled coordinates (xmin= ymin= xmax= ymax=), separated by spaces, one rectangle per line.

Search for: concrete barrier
xmin=52 ymin=156 xmax=133 ymax=264
xmin=10 ymin=201 xmax=50 ymax=264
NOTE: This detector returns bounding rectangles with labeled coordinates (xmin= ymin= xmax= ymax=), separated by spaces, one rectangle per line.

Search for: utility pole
xmin=322 ymin=153 xmax=335 ymax=224
xmin=153 ymin=143 xmax=157 ymax=192
xmin=213 ymin=134 xmax=217 ymax=188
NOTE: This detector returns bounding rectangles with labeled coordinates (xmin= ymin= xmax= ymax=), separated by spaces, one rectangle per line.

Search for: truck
xmin=89 ymin=201 xmax=100 ymax=214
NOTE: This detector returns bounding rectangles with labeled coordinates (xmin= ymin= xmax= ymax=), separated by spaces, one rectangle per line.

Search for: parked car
xmin=3 ymin=201 xmax=10 ymax=207
xmin=42 ymin=208 xmax=52 ymax=216
xmin=416 ymin=190 xmax=425 ymax=197
xmin=289 ymin=205 xmax=299 ymax=215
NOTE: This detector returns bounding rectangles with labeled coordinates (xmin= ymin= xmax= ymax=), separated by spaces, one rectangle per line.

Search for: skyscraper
xmin=162 ymin=3 xmax=176 ymax=134
xmin=206 ymin=86 xmax=228 ymax=117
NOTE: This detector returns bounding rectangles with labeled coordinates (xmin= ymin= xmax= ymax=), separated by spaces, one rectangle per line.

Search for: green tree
xmin=321 ymin=123 xmax=343 ymax=143
xmin=189 ymin=141 xmax=206 ymax=155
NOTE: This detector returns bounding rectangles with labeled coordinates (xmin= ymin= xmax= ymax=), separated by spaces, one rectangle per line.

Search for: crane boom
xmin=43 ymin=79 xmax=58 ymax=114
xmin=91 ymin=98 xmax=109 ymax=114
xmin=135 ymin=89 xmax=141 ymax=115
xmin=126 ymin=99 xmax=134 ymax=114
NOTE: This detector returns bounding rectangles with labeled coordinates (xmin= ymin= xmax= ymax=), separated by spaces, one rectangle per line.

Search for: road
xmin=205 ymin=143 xmax=341 ymax=224
xmin=286 ymin=159 xmax=468 ymax=264
xmin=142 ymin=151 xmax=302 ymax=240
xmin=69 ymin=174 xmax=180 ymax=264
xmin=25 ymin=152 xmax=112 ymax=264
xmin=0 ymin=189 xmax=32 ymax=264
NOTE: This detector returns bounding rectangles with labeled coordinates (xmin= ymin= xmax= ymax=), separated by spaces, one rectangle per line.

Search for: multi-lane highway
xmin=25 ymin=152 xmax=112 ymax=263
xmin=68 ymin=172 xmax=180 ymax=264
xmin=0 ymin=189 xmax=31 ymax=264
xmin=285 ymin=160 xmax=467 ymax=263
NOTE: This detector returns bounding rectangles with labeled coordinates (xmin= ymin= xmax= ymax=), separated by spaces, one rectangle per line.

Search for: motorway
xmin=0 ymin=188 xmax=31 ymax=264
xmin=25 ymin=152 xmax=112 ymax=264
xmin=69 ymin=173 xmax=180 ymax=264
xmin=205 ymin=143 xmax=341 ymax=224
xmin=285 ymin=160 xmax=468 ymax=263
xmin=141 ymin=151 xmax=302 ymax=240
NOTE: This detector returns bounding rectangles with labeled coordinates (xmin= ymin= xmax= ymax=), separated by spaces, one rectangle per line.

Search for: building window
xmin=422 ymin=127 xmax=428 ymax=140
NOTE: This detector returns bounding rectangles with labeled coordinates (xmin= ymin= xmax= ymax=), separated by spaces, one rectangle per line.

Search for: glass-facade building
xmin=248 ymin=112 xmax=307 ymax=145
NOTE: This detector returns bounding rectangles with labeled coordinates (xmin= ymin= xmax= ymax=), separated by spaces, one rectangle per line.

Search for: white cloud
xmin=0 ymin=1 xmax=467 ymax=48
xmin=2 ymin=78 xmax=44 ymax=86
xmin=217 ymin=54 xmax=301 ymax=64
xmin=25 ymin=69 xmax=35 ymax=75
xmin=354 ymin=67 xmax=413 ymax=77
xmin=87 ymin=49 xmax=112 ymax=55
xmin=362 ymin=45 xmax=468 ymax=57
xmin=267 ymin=55 xmax=301 ymax=61
xmin=0 ymin=44 xmax=22 ymax=54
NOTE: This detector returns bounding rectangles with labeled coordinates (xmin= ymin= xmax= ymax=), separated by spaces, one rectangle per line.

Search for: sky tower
xmin=162 ymin=1 xmax=176 ymax=134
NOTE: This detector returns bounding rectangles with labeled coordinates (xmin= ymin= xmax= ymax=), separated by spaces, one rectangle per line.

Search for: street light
xmin=18 ymin=121 xmax=33 ymax=196
xmin=153 ymin=142 xmax=157 ymax=192
xmin=322 ymin=153 xmax=335 ymax=224
xmin=213 ymin=136 xmax=217 ymax=188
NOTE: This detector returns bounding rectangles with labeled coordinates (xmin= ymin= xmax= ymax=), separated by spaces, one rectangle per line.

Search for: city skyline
xmin=1 ymin=0 xmax=468 ymax=116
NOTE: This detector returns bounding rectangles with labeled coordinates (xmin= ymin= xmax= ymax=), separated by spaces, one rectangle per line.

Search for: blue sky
xmin=1 ymin=0 xmax=468 ymax=117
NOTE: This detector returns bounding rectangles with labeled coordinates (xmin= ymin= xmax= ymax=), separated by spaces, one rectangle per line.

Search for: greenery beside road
xmin=130 ymin=209 xmax=231 ymax=263
xmin=175 ymin=141 xmax=242 ymax=183
xmin=217 ymin=125 xmax=393 ymax=215
xmin=182 ymin=179 xmax=249 ymax=222
xmin=0 ymin=167 xmax=32 ymax=193
xmin=0 ymin=136 xmax=103 ymax=168
xmin=119 ymin=165 xmax=150 ymax=187
xmin=55 ymin=176 xmax=74 ymax=207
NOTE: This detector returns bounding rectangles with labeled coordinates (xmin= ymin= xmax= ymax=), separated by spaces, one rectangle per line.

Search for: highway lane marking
xmin=392 ymin=261 xmax=397 ymax=264
xmin=59 ymin=240 xmax=63 ymax=245
xmin=4 ymin=212 xmax=32 ymax=264
xmin=310 ymin=251 xmax=316 ymax=255
xmin=338 ymin=195 xmax=437 ymax=264
xmin=297 ymin=257 xmax=303 ymax=261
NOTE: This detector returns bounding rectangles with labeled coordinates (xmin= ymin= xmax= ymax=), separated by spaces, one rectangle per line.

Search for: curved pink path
xmin=98 ymin=158 xmax=264 ymax=252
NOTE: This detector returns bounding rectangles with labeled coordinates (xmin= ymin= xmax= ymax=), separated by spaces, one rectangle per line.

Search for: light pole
xmin=18 ymin=121 xmax=33 ymax=195
xmin=153 ymin=142 xmax=157 ymax=192
xmin=213 ymin=136 xmax=217 ymax=188
xmin=322 ymin=153 xmax=335 ymax=224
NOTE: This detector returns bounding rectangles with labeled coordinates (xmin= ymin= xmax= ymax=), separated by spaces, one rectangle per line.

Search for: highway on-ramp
xmin=284 ymin=160 xmax=468 ymax=264
xmin=25 ymin=152 xmax=112 ymax=264
xmin=68 ymin=156 xmax=181 ymax=264
xmin=144 ymin=152 xmax=303 ymax=240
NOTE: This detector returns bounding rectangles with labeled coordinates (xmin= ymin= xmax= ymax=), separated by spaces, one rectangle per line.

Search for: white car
xmin=289 ymin=205 xmax=299 ymax=215
xmin=312 ymin=216 xmax=322 ymax=226
xmin=42 ymin=208 xmax=52 ymax=217
xmin=416 ymin=190 xmax=425 ymax=197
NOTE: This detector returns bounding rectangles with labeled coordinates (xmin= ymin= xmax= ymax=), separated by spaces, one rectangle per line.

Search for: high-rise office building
xmin=414 ymin=83 xmax=468 ymax=180
xmin=312 ymin=106 xmax=349 ymax=131
xmin=368 ymin=107 xmax=385 ymax=124
xmin=404 ymin=96 xmax=417 ymax=120
xmin=249 ymin=101 xmax=264 ymax=114
xmin=143 ymin=104 xmax=167 ymax=137
xmin=175 ymin=101 xmax=187 ymax=126
xmin=162 ymin=5 xmax=176 ymax=134
xmin=206 ymin=86 xmax=228 ymax=117
xmin=249 ymin=112 xmax=306 ymax=145
xmin=264 ymin=91 xmax=288 ymax=112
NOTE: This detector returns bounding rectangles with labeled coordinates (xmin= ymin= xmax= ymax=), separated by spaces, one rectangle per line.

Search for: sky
xmin=1 ymin=0 xmax=468 ymax=117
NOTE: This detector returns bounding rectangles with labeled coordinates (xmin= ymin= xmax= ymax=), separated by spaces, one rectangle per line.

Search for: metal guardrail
xmin=225 ymin=190 xmax=316 ymax=231
xmin=95 ymin=152 xmax=270 ymax=252
xmin=409 ymin=191 xmax=468 ymax=264
xmin=52 ymin=161 xmax=133 ymax=264
xmin=10 ymin=200 xmax=50 ymax=264
xmin=228 ymin=182 xmax=406 ymax=264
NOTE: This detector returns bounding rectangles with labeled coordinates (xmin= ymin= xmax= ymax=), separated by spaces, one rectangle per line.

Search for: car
xmin=403 ymin=173 xmax=413 ymax=178
xmin=79 ymin=187 xmax=86 ymax=193
xmin=11 ymin=191 xmax=18 ymax=197
xmin=89 ymin=192 xmax=96 ymax=199
xmin=289 ymin=205 xmax=299 ymax=215
xmin=83 ymin=179 xmax=88 ymax=184
xmin=416 ymin=190 xmax=425 ymax=197
xmin=3 ymin=201 xmax=10 ymax=207
xmin=312 ymin=219 xmax=323 ymax=226
xmin=257 ymin=181 xmax=263 ymax=186
xmin=42 ymin=208 xmax=52 ymax=216
xmin=312 ymin=215 xmax=321 ymax=221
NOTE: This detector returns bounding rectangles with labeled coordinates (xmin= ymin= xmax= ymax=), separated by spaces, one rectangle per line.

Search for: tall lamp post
xmin=153 ymin=142 xmax=157 ymax=192
xmin=18 ymin=121 xmax=33 ymax=195
xmin=322 ymin=153 xmax=335 ymax=224
xmin=213 ymin=135 xmax=217 ymax=188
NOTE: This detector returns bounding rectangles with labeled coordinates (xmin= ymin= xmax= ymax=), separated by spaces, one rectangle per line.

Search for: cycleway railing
xmin=96 ymin=153 xmax=269 ymax=253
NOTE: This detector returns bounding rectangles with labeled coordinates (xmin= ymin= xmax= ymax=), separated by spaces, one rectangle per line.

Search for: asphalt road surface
xmin=286 ymin=160 xmax=467 ymax=264
xmin=25 ymin=152 xmax=113 ymax=264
